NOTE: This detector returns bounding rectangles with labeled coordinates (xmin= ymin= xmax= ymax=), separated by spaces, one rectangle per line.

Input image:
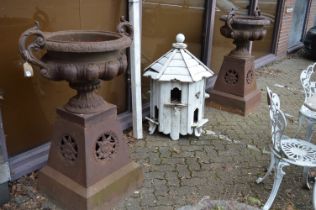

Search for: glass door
xmin=288 ymin=0 xmax=309 ymax=49
xmin=252 ymin=0 xmax=278 ymax=58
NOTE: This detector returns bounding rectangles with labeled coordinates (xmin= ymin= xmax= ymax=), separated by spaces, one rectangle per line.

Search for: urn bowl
xmin=220 ymin=15 xmax=270 ymax=41
xmin=19 ymin=20 xmax=133 ymax=114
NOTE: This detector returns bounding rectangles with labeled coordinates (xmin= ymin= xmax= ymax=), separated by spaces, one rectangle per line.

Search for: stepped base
xmin=38 ymin=162 xmax=143 ymax=210
xmin=209 ymin=89 xmax=261 ymax=116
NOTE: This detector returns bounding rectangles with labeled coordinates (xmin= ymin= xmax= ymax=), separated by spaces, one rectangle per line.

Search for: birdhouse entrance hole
xmin=194 ymin=108 xmax=199 ymax=123
xmin=171 ymin=87 xmax=182 ymax=103
xmin=154 ymin=106 xmax=159 ymax=119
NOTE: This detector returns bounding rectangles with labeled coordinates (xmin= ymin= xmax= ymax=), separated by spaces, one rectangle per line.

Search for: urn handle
xmin=117 ymin=16 xmax=134 ymax=39
xmin=18 ymin=21 xmax=48 ymax=70
xmin=226 ymin=8 xmax=236 ymax=38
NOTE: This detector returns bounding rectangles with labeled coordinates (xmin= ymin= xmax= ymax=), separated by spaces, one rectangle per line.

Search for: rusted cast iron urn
xmin=209 ymin=9 xmax=270 ymax=115
xmin=19 ymin=20 xmax=143 ymax=210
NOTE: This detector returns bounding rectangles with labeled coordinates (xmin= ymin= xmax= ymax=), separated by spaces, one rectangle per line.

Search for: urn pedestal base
xmin=208 ymin=55 xmax=261 ymax=116
xmin=39 ymin=162 xmax=142 ymax=210
xmin=38 ymin=107 xmax=143 ymax=210
xmin=208 ymin=89 xmax=261 ymax=116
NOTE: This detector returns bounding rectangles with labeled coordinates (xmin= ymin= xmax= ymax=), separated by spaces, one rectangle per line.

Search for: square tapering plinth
xmin=38 ymin=107 xmax=143 ymax=210
xmin=208 ymin=55 xmax=261 ymax=115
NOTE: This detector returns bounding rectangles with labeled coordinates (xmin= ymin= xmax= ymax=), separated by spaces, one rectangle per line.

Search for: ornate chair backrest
xmin=267 ymin=87 xmax=287 ymax=152
xmin=300 ymin=63 xmax=316 ymax=101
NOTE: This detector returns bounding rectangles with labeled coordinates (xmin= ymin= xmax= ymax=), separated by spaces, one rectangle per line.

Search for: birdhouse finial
xmin=173 ymin=33 xmax=187 ymax=49
xmin=176 ymin=33 xmax=185 ymax=43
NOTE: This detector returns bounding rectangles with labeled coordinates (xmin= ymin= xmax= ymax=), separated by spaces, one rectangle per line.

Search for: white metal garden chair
xmin=256 ymin=87 xmax=316 ymax=210
xmin=298 ymin=62 xmax=316 ymax=189
xmin=298 ymin=62 xmax=316 ymax=143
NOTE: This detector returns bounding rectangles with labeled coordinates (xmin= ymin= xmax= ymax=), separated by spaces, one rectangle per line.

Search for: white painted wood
xmin=170 ymin=107 xmax=181 ymax=140
xmin=144 ymin=34 xmax=214 ymax=140
xmin=144 ymin=36 xmax=213 ymax=83
xmin=149 ymin=80 xmax=156 ymax=119
xmin=129 ymin=0 xmax=143 ymax=139
xmin=187 ymin=83 xmax=194 ymax=134
xmin=163 ymin=83 xmax=172 ymax=134
xmin=180 ymin=83 xmax=188 ymax=135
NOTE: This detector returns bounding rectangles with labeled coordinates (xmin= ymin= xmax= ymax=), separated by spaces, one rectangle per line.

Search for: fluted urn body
xmin=220 ymin=10 xmax=270 ymax=57
xmin=19 ymin=20 xmax=133 ymax=114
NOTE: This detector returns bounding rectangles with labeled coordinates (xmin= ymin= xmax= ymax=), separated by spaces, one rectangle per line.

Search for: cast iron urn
xmin=209 ymin=9 xmax=270 ymax=115
xmin=18 ymin=19 xmax=143 ymax=210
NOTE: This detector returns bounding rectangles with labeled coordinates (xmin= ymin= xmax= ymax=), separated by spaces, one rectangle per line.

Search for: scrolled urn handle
xmin=18 ymin=21 xmax=48 ymax=70
xmin=117 ymin=16 xmax=134 ymax=39
xmin=226 ymin=8 xmax=236 ymax=39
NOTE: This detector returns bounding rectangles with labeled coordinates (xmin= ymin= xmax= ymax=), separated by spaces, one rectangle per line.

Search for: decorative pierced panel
xmin=281 ymin=139 xmax=316 ymax=164
xmin=267 ymin=87 xmax=286 ymax=151
xmin=300 ymin=63 xmax=316 ymax=100
xmin=59 ymin=135 xmax=78 ymax=162
xmin=224 ymin=69 xmax=238 ymax=85
xmin=246 ymin=70 xmax=254 ymax=84
xmin=95 ymin=132 xmax=118 ymax=161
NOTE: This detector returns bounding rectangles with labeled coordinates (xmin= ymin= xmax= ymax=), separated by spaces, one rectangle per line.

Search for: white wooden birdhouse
xmin=143 ymin=34 xmax=214 ymax=140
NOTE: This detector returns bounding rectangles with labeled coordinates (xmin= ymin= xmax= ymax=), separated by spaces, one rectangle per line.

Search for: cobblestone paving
xmin=116 ymin=54 xmax=316 ymax=210
xmin=1 ymin=54 xmax=315 ymax=210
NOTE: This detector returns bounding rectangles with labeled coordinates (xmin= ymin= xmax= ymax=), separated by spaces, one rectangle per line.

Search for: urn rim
xmin=43 ymin=30 xmax=132 ymax=53
xmin=220 ymin=15 xmax=270 ymax=26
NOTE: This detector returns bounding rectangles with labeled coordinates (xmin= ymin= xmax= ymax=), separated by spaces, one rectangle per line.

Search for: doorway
xmin=288 ymin=0 xmax=310 ymax=51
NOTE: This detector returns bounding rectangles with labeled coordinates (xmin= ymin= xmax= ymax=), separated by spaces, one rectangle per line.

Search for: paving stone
xmin=181 ymin=177 xmax=207 ymax=187
xmin=151 ymin=164 xmax=176 ymax=172
xmin=176 ymin=164 xmax=191 ymax=179
xmin=156 ymin=196 xmax=174 ymax=206
xmin=185 ymin=158 xmax=201 ymax=171
xmin=159 ymin=147 xmax=172 ymax=158
xmin=140 ymin=193 xmax=157 ymax=207
xmin=144 ymin=171 xmax=164 ymax=180
xmin=167 ymin=178 xmax=180 ymax=187
xmin=161 ymin=157 xmax=185 ymax=165
xmin=154 ymin=186 xmax=169 ymax=196
xmin=172 ymin=151 xmax=195 ymax=158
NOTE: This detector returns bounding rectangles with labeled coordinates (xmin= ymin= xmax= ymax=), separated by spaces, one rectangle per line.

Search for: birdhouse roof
xmin=143 ymin=34 xmax=214 ymax=82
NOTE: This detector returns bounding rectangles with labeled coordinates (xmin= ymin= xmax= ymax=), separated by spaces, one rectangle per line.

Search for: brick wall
xmin=275 ymin=0 xmax=295 ymax=57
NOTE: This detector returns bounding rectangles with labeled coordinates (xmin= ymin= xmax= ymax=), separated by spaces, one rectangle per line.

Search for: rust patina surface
xmin=19 ymin=20 xmax=132 ymax=114
xmin=18 ymin=18 xmax=143 ymax=210
xmin=209 ymin=9 xmax=270 ymax=115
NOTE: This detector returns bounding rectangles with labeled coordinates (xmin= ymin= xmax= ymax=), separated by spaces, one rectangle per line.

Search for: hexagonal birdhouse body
xmin=144 ymin=34 xmax=214 ymax=140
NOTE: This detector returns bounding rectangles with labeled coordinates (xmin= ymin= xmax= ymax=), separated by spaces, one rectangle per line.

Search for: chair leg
xmin=303 ymin=167 xmax=312 ymax=190
xmin=262 ymin=161 xmax=289 ymax=210
xmin=313 ymin=177 xmax=316 ymax=210
xmin=305 ymin=120 xmax=314 ymax=142
xmin=295 ymin=113 xmax=304 ymax=138
xmin=256 ymin=152 xmax=276 ymax=184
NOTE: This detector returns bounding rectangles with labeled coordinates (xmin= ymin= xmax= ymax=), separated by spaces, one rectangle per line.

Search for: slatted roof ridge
xmin=154 ymin=49 xmax=178 ymax=80
xmin=143 ymin=34 xmax=214 ymax=82
xmin=184 ymin=48 xmax=214 ymax=76
xmin=180 ymin=48 xmax=195 ymax=81
xmin=144 ymin=49 xmax=173 ymax=71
